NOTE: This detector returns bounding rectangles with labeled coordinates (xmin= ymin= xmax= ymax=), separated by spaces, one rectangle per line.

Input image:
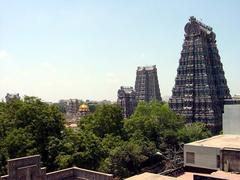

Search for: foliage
xmin=178 ymin=122 xmax=212 ymax=143
xmin=79 ymin=104 xmax=123 ymax=138
xmin=4 ymin=128 xmax=37 ymax=158
xmin=0 ymin=97 xmax=65 ymax=174
xmin=124 ymin=101 xmax=185 ymax=149
xmin=0 ymin=99 xmax=211 ymax=179
xmin=54 ymin=103 xmax=67 ymax=113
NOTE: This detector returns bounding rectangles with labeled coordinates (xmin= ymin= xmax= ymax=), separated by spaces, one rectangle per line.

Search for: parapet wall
xmin=1 ymin=155 xmax=113 ymax=180
xmin=73 ymin=167 xmax=113 ymax=180
xmin=46 ymin=167 xmax=113 ymax=180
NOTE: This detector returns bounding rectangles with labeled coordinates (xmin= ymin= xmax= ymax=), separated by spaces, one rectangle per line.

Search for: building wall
xmin=223 ymin=104 xmax=240 ymax=135
xmin=46 ymin=167 xmax=113 ymax=180
xmin=184 ymin=145 xmax=220 ymax=170
xmin=73 ymin=167 xmax=113 ymax=180
xmin=222 ymin=149 xmax=240 ymax=172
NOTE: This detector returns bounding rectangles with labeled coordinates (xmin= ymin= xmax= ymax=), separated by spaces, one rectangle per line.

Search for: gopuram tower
xmin=169 ymin=16 xmax=231 ymax=133
xmin=135 ymin=65 xmax=162 ymax=102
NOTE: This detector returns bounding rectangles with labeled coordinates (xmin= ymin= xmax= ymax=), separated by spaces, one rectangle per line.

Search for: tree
xmin=4 ymin=128 xmax=37 ymax=158
xmin=47 ymin=128 xmax=105 ymax=170
xmin=124 ymin=101 xmax=185 ymax=149
xmin=0 ymin=97 xmax=212 ymax=178
xmin=0 ymin=96 xmax=66 ymax=174
xmin=178 ymin=122 xmax=212 ymax=143
xmin=79 ymin=104 xmax=124 ymax=138
xmin=100 ymin=137 xmax=156 ymax=178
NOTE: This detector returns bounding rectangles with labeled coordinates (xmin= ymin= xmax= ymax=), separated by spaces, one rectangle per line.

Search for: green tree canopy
xmin=178 ymin=122 xmax=212 ymax=143
xmin=79 ymin=104 xmax=123 ymax=138
xmin=0 ymin=96 xmax=66 ymax=174
xmin=124 ymin=101 xmax=185 ymax=149
xmin=0 ymin=98 xmax=212 ymax=179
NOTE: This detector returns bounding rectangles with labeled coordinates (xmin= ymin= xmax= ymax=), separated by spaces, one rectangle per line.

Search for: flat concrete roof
xmin=125 ymin=172 xmax=176 ymax=180
xmin=126 ymin=171 xmax=240 ymax=180
xmin=186 ymin=134 xmax=240 ymax=149
xmin=178 ymin=171 xmax=240 ymax=180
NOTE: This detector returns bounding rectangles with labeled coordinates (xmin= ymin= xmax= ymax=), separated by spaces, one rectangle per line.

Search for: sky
xmin=0 ymin=0 xmax=239 ymax=102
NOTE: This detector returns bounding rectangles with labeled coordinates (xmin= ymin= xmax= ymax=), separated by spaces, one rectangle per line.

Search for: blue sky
xmin=0 ymin=0 xmax=239 ymax=102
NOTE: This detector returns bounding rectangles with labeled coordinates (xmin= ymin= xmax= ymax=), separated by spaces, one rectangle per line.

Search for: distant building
xmin=233 ymin=94 xmax=240 ymax=99
xmin=5 ymin=93 xmax=20 ymax=103
xmin=66 ymin=99 xmax=80 ymax=115
xmin=78 ymin=103 xmax=90 ymax=117
xmin=98 ymin=100 xmax=112 ymax=105
xmin=135 ymin=65 xmax=162 ymax=102
xmin=1 ymin=155 xmax=113 ymax=180
xmin=117 ymin=86 xmax=137 ymax=118
xmin=169 ymin=16 xmax=231 ymax=133
xmin=224 ymin=94 xmax=240 ymax=105
xmin=184 ymin=135 xmax=240 ymax=173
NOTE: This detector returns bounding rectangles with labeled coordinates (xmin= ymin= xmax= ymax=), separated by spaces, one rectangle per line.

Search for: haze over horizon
xmin=0 ymin=0 xmax=239 ymax=102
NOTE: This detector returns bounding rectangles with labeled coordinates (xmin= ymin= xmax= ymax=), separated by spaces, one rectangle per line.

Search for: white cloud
xmin=0 ymin=50 xmax=9 ymax=60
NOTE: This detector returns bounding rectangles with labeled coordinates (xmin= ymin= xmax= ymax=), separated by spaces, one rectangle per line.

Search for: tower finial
xmin=189 ymin=16 xmax=196 ymax=22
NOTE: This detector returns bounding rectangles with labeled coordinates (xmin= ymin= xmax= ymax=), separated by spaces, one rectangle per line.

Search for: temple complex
xmin=135 ymin=65 xmax=162 ymax=102
xmin=78 ymin=103 xmax=90 ymax=116
xmin=169 ymin=16 xmax=231 ymax=133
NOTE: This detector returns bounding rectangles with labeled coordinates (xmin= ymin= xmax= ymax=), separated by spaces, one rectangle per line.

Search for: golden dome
xmin=79 ymin=103 xmax=90 ymax=112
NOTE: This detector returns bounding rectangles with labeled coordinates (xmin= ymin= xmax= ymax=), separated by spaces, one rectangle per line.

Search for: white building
xmin=184 ymin=135 xmax=240 ymax=172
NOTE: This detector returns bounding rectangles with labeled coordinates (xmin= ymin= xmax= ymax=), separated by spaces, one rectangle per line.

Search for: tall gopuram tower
xmin=135 ymin=65 xmax=162 ymax=102
xmin=169 ymin=16 xmax=231 ymax=133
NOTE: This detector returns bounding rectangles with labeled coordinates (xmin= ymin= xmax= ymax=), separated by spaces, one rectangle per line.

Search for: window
xmin=217 ymin=155 xmax=220 ymax=168
xmin=186 ymin=152 xmax=195 ymax=164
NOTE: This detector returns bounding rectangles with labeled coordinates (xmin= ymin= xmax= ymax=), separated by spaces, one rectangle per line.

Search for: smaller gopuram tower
xmin=135 ymin=65 xmax=162 ymax=102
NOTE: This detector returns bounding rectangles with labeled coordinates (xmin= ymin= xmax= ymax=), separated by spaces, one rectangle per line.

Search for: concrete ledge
xmin=1 ymin=155 xmax=113 ymax=180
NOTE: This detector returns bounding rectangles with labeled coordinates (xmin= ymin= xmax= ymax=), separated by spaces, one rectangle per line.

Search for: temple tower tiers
xmin=135 ymin=65 xmax=162 ymax=102
xmin=169 ymin=16 xmax=231 ymax=133
xmin=117 ymin=86 xmax=137 ymax=118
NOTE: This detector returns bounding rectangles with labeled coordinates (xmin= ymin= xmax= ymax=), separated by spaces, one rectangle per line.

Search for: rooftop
xmin=125 ymin=172 xmax=176 ymax=180
xmin=126 ymin=171 xmax=240 ymax=180
xmin=186 ymin=134 xmax=240 ymax=149
xmin=120 ymin=86 xmax=135 ymax=94
xmin=137 ymin=65 xmax=156 ymax=71
xmin=178 ymin=171 xmax=240 ymax=180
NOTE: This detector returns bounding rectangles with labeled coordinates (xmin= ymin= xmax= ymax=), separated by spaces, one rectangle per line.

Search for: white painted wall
xmin=184 ymin=145 xmax=220 ymax=170
xmin=223 ymin=104 xmax=240 ymax=135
